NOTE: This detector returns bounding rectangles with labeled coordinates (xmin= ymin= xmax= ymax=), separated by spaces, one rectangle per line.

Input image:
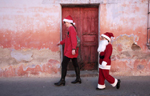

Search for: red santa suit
xmin=97 ymin=32 xmax=120 ymax=89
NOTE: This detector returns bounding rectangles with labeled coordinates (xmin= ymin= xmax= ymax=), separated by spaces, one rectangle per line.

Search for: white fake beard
xmin=97 ymin=40 xmax=109 ymax=53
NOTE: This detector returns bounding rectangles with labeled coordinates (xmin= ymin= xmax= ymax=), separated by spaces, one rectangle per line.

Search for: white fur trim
xmin=63 ymin=19 xmax=73 ymax=23
xmin=97 ymin=84 xmax=106 ymax=89
xmin=102 ymin=61 xmax=107 ymax=66
xmin=99 ymin=64 xmax=111 ymax=70
xmin=101 ymin=34 xmax=111 ymax=41
xmin=111 ymin=78 xmax=118 ymax=87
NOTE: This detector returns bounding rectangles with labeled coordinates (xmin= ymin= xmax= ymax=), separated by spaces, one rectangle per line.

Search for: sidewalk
xmin=0 ymin=75 xmax=150 ymax=96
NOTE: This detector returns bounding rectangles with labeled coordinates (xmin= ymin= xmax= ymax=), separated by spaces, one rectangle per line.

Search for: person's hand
xmin=57 ymin=43 xmax=60 ymax=46
xmin=72 ymin=50 xmax=75 ymax=55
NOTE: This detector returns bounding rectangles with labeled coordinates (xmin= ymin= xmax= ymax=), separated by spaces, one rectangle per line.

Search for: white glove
xmin=102 ymin=61 xmax=107 ymax=66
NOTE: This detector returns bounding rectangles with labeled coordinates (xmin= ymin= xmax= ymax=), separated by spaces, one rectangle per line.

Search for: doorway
xmin=62 ymin=5 xmax=99 ymax=70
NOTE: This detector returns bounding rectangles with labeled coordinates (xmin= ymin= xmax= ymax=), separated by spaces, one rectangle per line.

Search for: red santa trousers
xmin=98 ymin=68 xmax=118 ymax=89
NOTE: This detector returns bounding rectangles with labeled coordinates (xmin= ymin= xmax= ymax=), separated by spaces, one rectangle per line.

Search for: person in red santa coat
xmin=54 ymin=15 xmax=81 ymax=86
xmin=97 ymin=32 xmax=121 ymax=90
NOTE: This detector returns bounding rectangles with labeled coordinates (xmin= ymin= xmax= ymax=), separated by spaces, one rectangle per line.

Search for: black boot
xmin=54 ymin=78 xmax=65 ymax=86
xmin=71 ymin=78 xmax=81 ymax=84
xmin=71 ymin=67 xmax=81 ymax=84
xmin=54 ymin=68 xmax=67 ymax=86
xmin=116 ymin=79 xmax=121 ymax=89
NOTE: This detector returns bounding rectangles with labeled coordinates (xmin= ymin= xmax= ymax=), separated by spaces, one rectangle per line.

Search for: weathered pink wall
xmin=0 ymin=0 xmax=61 ymax=77
xmin=100 ymin=0 xmax=150 ymax=76
xmin=0 ymin=0 xmax=149 ymax=77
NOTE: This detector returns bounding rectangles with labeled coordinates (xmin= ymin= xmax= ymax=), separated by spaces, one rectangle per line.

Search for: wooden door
xmin=62 ymin=6 xmax=98 ymax=70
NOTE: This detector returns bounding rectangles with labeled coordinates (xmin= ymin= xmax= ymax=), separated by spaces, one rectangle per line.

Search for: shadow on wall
xmin=131 ymin=43 xmax=141 ymax=51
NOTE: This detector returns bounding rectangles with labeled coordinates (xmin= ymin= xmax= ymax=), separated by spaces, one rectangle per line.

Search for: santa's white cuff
xmin=111 ymin=78 xmax=118 ymax=87
xmin=97 ymin=84 xmax=106 ymax=89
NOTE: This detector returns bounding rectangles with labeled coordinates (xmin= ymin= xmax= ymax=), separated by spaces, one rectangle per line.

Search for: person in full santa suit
xmin=97 ymin=32 xmax=121 ymax=90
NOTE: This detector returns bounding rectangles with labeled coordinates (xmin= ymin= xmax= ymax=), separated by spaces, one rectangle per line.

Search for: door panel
xmin=62 ymin=6 xmax=98 ymax=70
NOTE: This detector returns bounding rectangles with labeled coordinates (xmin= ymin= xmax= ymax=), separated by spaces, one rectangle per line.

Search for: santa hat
xmin=101 ymin=32 xmax=114 ymax=41
xmin=63 ymin=15 xmax=75 ymax=25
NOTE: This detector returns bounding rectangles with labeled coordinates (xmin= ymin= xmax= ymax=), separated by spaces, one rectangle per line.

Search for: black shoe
xmin=72 ymin=67 xmax=81 ymax=84
xmin=54 ymin=79 xmax=65 ymax=86
xmin=96 ymin=87 xmax=105 ymax=90
xmin=71 ymin=78 xmax=81 ymax=84
xmin=116 ymin=79 xmax=121 ymax=89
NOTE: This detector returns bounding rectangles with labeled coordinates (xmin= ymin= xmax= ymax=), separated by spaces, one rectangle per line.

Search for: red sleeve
xmin=69 ymin=26 xmax=77 ymax=49
xmin=60 ymin=39 xmax=65 ymax=45
xmin=103 ymin=44 xmax=112 ymax=62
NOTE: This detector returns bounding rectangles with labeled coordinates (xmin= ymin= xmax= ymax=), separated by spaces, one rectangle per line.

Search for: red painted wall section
xmin=0 ymin=0 xmax=61 ymax=77
xmin=100 ymin=0 xmax=150 ymax=76
xmin=0 ymin=3 xmax=60 ymax=51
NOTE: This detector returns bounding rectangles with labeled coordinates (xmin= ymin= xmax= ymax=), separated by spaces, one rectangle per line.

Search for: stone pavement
xmin=0 ymin=73 xmax=150 ymax=96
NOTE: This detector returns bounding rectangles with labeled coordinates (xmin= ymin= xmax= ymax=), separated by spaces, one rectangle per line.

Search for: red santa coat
xmin=60 ymin=26 xmax=79 ymax=58
xmin=99 ymin=43 xmax=112 ymax=70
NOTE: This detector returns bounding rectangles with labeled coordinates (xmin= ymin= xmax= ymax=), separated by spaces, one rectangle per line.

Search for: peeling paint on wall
xmin=110 ymin=34 xmax=150 ymax=76
xmin=0 ymin=48 xmax=60 ymax=67
xmin=0 ymin=59 xmax=60 ymax=77
xmin=112 ymin=34 xmax=138 ymax=52
xmin=0 ymin=48 xmax=61 ymax=77
xmin=112 ymin=34 xmax=150 ymax=60
xmin=11 ymin=50 xmax=33 ymax=62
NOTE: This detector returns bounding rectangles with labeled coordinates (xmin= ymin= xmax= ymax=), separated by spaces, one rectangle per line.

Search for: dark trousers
xmin=61 ymin=56 xmax=79 ymax=79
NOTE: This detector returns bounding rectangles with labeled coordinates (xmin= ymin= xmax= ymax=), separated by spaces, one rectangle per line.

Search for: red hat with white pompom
xmin=101 ymin=32 xmax=114 ymax=41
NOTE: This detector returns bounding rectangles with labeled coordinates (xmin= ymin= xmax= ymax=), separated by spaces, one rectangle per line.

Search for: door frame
xmin=60 ymin=4 xmax=101 ymax=71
